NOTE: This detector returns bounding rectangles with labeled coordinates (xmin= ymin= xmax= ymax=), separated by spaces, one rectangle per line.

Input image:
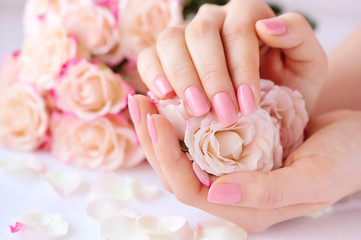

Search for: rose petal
xmin=131 ymin=179 xmax=161 ymax=202
xmin=86 ymin=199 xmax=127 ymax=220
xmin=101 ymin=215 xmax=150 ymax=240
xmin=135 ymin=215 xmax=191 ymax=239
xmin=91 ymin=173 xmax=133 ymax=201
xmin=9 ymin=212 xmax=68 ymax=240
xmin=45 ymin=171 xmax=83 ymax=197
xmin=194 ymin=220 xmax=247 ymax=240
xmin=0 ymin=154 xmax=45 ymax=176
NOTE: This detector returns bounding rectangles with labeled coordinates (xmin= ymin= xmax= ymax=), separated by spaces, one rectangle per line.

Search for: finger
xmin=185 ymin=4 xmax=238 ymax=126
xmin=208 ymin=163 xmax=329 ymax=209
xmin=156 ymin=26 xmax=211 ymax=117
xmin=256 ymin=13 xmax=328 ymax=112
xmin=128 ymin=95 xmax=172 ymax=193
xmin=221 ymin=0 xmax=274 ymax=112
xmin=137 ymin=47 xmax=174 ymax=99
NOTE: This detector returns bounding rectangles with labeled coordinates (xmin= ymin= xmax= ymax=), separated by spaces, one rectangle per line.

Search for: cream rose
xmin=0 ymin=51 xmax=20 ymax=86
xmin=185 ymin=110 xmax=283 ymax=176
xmin=18 ymin=15 xmax=89 ymax=91
xmin=0 ymin=84 xmax=49 ymax=151
xmin=62 ymin=3 xmax=121 ymax=56
xmin=51 ymin=113 xmax=145 ymax=171
xmin=119 ymin=0 xmax=183 ymax=58
xmin=259 ymin=79 xmax=309 ymax=158
xmin=54 ymin=59 xmax=132 ymax=120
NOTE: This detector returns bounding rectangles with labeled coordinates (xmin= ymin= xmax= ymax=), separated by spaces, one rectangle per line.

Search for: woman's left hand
xmin=129 ymin=94 xmax=361 ymax=232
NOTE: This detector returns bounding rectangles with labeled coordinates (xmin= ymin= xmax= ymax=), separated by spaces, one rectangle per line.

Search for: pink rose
xmin=121 ymin=58 xmax=149 ymax=94
xmin=259 ymin=79 xmax=309 ymax=158
xmin=54 ymin=59 xmax=132 ymax=120
xmin=0 ymin=84 xmax=49 ymax=151
xmin=185 ymin=110 xmax=283 ymax=176
xmin=62 ymin=3 xmax=121 ymax=56
xmin=18 ymin=15 xmax=90 ymax=91
xmin=0 ymin=51 xmax=20 ymax=86
xmin=119 ymin=0 xmax=183 ymax=58
xmin=51 ymin=113 xmax=145 ymax=171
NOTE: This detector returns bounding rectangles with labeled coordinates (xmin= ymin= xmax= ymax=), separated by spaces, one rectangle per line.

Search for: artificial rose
xmin=0 ymin=51 xmax=20 ymax=86
xmin=259 ymin=79 xmax=309 ymax=158
xmin=119 ymin=0 xmax=183 ymax=58
xmin=54 ymin=59 xmax=132 ymax=120
xmin=185 ymin=109 xmax=283 ymax=176
xmin=51 ymin=113 xmax=145 ymax=171
xmin=0 ymin=84 xmax=49 ymax=151
xmin=62 ymin=3 xmax=121 ymax=56
xmin=18 ymin=15 xmax=90 ymax=91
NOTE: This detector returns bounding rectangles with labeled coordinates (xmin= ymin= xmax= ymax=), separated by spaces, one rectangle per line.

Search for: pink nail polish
xmin=213 ymin=92 xmax=237 ymax=126
xmin=154 ymin=76 xmax=173 ymax=96
xmin=257 ymin=19 xmax=287 ymax=35
xmin=237 ymin=85 xmax=256 ymax=116
xmin=208 ymin=184 xmax=242 ymax=204
xmin=128 ymin=94 xmax=141 ymax=125
xmin=184 ymin=87 xmax=210 ymax=117
xmin=147 ymin=114 xmax=158 ymax=142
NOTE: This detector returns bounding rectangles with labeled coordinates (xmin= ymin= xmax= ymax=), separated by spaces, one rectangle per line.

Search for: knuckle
xmin=285 ymin=12 xmax=308 ymax=26
xmin=199 ymin=65 xmax=224 ymax=83
xmin=186 ymin=19 xmax=213 ymax=38
xmin=259 ymin=187 xmax=284 ymax=209
xmin=198 ymin=3 xmax=218 ymax=13
xmin=171 ymin=63 xmax=192 ymax=82
xmin=222 ymin=21 xmax=252 ymax=43
xmin=157 ymin=27 xmax=184 ymax=47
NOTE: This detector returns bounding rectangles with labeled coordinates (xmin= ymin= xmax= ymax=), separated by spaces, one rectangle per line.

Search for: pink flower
xmin=0 ymin=51 xmax=20 ymax=86
xmin=18 ymin=16 xmax=90 ymax=91
xmin=62 ymin=3 xmax=121 ymax=56
xmin=51 ymin=113 xmax=145 ymax=171
xmin=185 ymin=110 xmax=283 ymax=176
xmin=0 ymin=84 xmax=49 ymax=151
xmin=119 ymin=0 xmax=183 ymax=58
xmin=259 ymin=79 xmax=309 ymax=158
xmin=54 ymin=59 xmax=132 ymax=120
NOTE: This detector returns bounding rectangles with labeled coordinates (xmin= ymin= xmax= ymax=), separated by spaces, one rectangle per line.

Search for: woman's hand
xmin=128 ymin=94 xmax=361 ymax=232
xmin=137 ymin=0 xmax=327 ymax=127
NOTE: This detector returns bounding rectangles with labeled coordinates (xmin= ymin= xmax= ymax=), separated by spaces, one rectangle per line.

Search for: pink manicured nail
xmin=147 ymin=114 xmax=158 ymax=143
xmin=128 ymin=94 xmax=141 ymax=125
xmin=208 ymin=184 xmax=242 ymax=204
xmin=213 ymin=92 xmax=237 ymax=126
xmin=237 ymin=85 xmax=256 ymax=116
xmin=184 ymin=86 xmax=210 ymax=117
xmin=154 ymin=76 xmax=173 ymax=96
xmin=257 ymin=19 xmax=287 ymax=35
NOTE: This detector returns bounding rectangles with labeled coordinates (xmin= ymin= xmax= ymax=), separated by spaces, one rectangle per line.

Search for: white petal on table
xmin=194 ymin=220 xmax=247 ymax=240
xmin=9 ymin=212 xmax=69 ymax=240
xmin=91 ymin=173 xmax=133 ymax=201
xmin=45 ymin=171 xmax=83 ymax=197
xmin=131 ymin=179 xmax=161 ymax=202
xmin=0 ymin=154 xmax=45 ymax=175
xmin=86 ymin=199 xmax=139 ymax=220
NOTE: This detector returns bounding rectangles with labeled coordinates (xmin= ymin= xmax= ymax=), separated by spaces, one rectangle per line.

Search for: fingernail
xmin=213 ymin=92 xmax=237 ymax=126
xmin=208 ymin=184 xmax=242 ymax=204
xmin=184 ymin=86 xmax=210 ymax=117
xmin=237 ymin=85 xmax=256 ymax=116
xmin=192 ymin=161 xmax=210 ymax=187
xmin=154 ymin=76 xmax=173 ymax=96
xmin=147 ymin=114 xmax=158 ymax=143
xmin=128 ymin=94 xmax=141 ymax=125
xmin=257 ymin=19 xmax=287 ymax=35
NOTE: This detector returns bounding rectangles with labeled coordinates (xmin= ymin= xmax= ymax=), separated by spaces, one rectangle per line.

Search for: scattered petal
xmin=0 ymin=154 xmax=45 ymax=176
xmin=45 ymin=171 xmax=83 ymax=197
xmin=131 ymin=179 xmax=161 ymax=202
xmin=101 ymin=215 xmax=149 ymax=240
xmin=87 ymin=199 xmax=127 ymax=220
xmin=91 ymin=174 xmax=133 ymax=202
xmin=136 ymin=215 xmax=191 ymax=239
xmin=9 ymin=212 xmax=68 ymax=240
xmin=194 ymin=220 xmax=247 ymax=240
xmin=307 ymin=206 xmax=333 ymax=219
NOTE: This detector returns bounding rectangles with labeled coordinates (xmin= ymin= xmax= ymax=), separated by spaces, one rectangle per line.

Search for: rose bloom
xmin=119 ymin=0 xmax=183 ymax=58
xmin=259 ymin=79 xmax=309 ymax=158
xmin=185 ymin=110 xmax=283 ymax=176
xmin=18 ymin=14 xmax=90 ymax=91
xmin=51 ymin=113 xmax=145 ymax=171
xmin=54 ymin=59 xmax=132 ymax=121
xmin=0 ymin=51 xmax=20 ymax=86
xmin=0 ymin=84 xmax=49 ymax=151
xmin=62 ymin=3 xmax=121 ymax=56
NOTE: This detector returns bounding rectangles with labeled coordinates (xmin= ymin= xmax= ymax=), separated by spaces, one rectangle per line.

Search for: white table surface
xmin=1 ymin=1 xmax=361 ymax=239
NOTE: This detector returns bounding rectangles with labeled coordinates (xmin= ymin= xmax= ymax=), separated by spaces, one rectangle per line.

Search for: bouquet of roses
xmin=0 ymin=0 xmax=183 ymax=171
